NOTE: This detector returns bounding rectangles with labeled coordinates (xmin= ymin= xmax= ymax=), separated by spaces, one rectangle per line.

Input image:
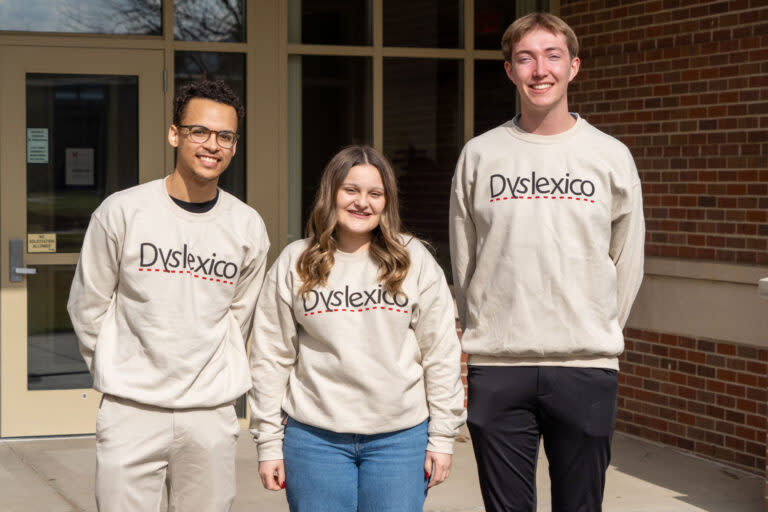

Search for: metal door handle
xmin=9 ymin=239 xmax=36 ymax=282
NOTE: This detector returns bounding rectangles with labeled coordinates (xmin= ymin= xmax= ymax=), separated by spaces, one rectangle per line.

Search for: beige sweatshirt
xmin=450 ymin=116 xmax=645 ymax=369
xmin=248 ymin=238 xmax=466 ymax=461
xmin=67 ymin=178 xmax=269 ymax=408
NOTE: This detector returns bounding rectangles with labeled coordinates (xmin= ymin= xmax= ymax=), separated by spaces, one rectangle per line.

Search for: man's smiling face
xmin=504 ymin=28 xmax=580 ymax=117
xmin=168 ymin=98 xmax=238 ymax=185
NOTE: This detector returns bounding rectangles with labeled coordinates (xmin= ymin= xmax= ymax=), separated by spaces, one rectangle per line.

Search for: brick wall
xmin=457 ymin=323 xmax=768 ymax=474
xmin=619 ymin=328 xmax=767 ymax=474
xmin=561 ymin=0 xmax=768 ymax=265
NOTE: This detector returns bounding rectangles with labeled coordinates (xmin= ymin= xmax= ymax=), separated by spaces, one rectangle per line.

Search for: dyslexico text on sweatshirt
xmin=450 ymin=115 xmax=645 ymax=369
xmin=249 ymin=238 xmax=466 ymax=460
xmin=68 ymin=178 xmax=269 ymax=408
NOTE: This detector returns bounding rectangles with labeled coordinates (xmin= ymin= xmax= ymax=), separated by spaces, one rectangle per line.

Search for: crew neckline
xmin=160 ymin=176 xmax=224 ymax=221
xmin=334 ymin=247 xmax=370 ymax=261
xmin=170 ymin=190 xmax=219 ymax=213
xmin=505 ymin=113 xmax=584 ymax=144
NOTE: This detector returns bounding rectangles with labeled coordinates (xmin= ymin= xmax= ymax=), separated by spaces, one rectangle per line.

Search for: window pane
xmin=475 ymin=60 xmax=517 ymax=136
xmin=28 ymin=265 xmax=92 ymax=390
xmin=0 ymin=0 xmax=161 ymax=35
xmin=287 ymin=56 xmax=373 ymax=242
xmin=384 ymin=59 xmax=463 ymax=277
xmin=175 ymin=0 xmax=245 ymax=42
xmin=289 ymin=0 xmax=372 ymax=46
xmin=175 ymin=52 xmax=246 ymax=200
xmin=384 ymin=0 xmax=462 ymax=48
xmin=27 ymin=74 xmax=139 ymax=253
xmin=475 ymin=0 xmax=548 ymax=50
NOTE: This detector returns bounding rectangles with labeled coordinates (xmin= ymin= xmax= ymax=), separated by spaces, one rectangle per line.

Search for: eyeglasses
xmin=177 ymin=124 xmax=240 ymax=149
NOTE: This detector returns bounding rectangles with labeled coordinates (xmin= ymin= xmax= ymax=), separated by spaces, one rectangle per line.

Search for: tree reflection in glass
xmin=0 ymin=0 xmax=161 ymax=35
xmin=175 ymin=0 xmax=245 ymax=42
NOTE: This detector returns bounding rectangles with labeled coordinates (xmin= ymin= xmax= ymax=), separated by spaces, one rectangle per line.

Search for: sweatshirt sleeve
xmin=231 ymin=218 xmax=270 ymax=345
xmin=610 ymin=152 xmax=646 ymax=328
xmin=449 ymin=146 xmax=476 ymax=330
xmin=67 ymin=213 xmax=120 ymax=373
xmin=248 ymin=254 xmax=298 ymax=461
xmin=412 ymin=249 xmax=467 ymax=454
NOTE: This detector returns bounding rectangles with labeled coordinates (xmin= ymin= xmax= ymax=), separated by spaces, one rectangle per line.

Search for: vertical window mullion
xmin=464 ymin=0 xmax=474 ymax=144
xmin=286 ymin=56 xmax=303 ymax=243
xmin=373 ymin=0 xmax=383 ymax=151
xmin=163 ymin=0 xmax=175 ymax=176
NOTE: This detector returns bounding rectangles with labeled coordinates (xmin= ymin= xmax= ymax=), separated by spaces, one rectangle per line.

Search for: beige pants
xmin=95 ymin=395 xmax=240 ymax=512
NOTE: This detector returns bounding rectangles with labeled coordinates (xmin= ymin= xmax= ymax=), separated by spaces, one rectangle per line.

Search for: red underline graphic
xmin=304 ymin=306 xmax=409 ymax=316
xmin=138 ymin=268 xmax=235 ymax=285
xmin=490 ymin=195 xmax=596 ymax=204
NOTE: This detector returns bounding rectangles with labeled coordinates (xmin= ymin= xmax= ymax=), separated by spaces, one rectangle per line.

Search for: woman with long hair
xmin=248 ymin=145 xmax=465 ymax=511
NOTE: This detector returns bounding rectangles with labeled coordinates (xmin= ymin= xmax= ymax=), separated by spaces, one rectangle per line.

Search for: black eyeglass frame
xmin=176 ymin=124 xmax=240 ymax=148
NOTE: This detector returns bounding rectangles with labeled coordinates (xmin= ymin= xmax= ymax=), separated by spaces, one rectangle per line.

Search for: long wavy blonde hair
xmin=297 ymin=145 xmax=411 ymax=296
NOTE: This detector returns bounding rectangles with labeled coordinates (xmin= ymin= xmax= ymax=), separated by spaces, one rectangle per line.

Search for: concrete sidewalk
xmin=0 ymin=429 xmax=763 ymax=511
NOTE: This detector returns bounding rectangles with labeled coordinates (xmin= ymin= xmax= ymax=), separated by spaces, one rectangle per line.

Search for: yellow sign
xmin=27 ymin=233 xmax=56 ymax=253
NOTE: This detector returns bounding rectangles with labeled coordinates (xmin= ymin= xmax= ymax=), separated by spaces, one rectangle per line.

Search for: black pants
xmin=466 ymin=366 xmax=618 ymax=512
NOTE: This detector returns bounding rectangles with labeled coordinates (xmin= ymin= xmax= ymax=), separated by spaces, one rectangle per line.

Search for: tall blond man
xmin=450 ymin=13 xmax=645 ymax=512
xmin=68 ymin=80 xmax=269 ymax=511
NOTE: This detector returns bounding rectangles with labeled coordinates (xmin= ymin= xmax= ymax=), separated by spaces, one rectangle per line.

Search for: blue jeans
xmin=283 ymin=417 xmax=429 ymax=512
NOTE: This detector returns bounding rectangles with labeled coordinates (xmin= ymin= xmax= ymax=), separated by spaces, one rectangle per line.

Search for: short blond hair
xmin=501 ymin=12 xmax=579 ymax=61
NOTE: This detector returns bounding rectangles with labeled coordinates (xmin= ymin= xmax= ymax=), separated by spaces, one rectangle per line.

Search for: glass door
xmin=0 ymin=46 xmax=165 ymax=436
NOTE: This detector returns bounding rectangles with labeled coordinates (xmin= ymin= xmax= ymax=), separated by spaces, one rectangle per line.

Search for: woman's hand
xmin=424 ymin=451 xmax=452 ymax=488
xmin=258 ymin=459 xmax=286 ymax=491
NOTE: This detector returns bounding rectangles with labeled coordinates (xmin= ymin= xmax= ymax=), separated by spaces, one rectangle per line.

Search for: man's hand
xmin=258 ymin=459 xmax=285 ymax=491
xmin=424 ymin=451 xmax=452 ymax=489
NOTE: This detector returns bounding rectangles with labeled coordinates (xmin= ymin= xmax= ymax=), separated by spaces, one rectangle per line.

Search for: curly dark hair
xmin=173 ymin=80 xmax=245 ymax=126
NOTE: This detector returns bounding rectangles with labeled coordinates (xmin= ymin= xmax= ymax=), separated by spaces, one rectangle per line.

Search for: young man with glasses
xmin=68 ymin=80 xmax=269 ymax=511
xmin=449 ymin=13 xmax=645 ymax=511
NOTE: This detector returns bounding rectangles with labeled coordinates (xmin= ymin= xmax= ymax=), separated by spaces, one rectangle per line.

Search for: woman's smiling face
xmin=335 ymin=164 xmax=386 ymax=245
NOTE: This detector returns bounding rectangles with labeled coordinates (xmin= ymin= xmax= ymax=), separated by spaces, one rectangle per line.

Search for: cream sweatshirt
xmin=450 ymin=116 xmax=645 ymax=369
xmin=248 ymin=238 xmax=466 ymax=461
xmin=67 ymin=178 xmax=269 ymax=408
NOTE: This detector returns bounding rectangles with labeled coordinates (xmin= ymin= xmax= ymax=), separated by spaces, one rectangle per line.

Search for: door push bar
xmin=9 ymin=239 xmax=37 ymax=282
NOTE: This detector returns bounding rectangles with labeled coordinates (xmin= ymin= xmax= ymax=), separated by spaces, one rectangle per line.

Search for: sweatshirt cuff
xmin=257 ymin=439 xmax=284 ymax=461
xmin=427 ymin=434 xmax=455 ymax=454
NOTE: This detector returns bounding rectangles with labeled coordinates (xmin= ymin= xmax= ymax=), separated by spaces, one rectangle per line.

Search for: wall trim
xmin=627 ymin=258 xmax=768 ymax=348
xmin=646 ymin=257 xmax=768 ymax=286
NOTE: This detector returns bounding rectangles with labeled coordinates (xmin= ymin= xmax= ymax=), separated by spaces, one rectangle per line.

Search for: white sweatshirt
xmin=248 ymin=238 xmax=466 ymax=461
xmin=67 ymin=178 xmax=269 ymax=408
xmin=450 ymin=116 xmax=645 ymax=369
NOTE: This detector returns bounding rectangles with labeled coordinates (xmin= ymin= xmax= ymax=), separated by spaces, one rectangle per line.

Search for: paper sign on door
xmin=28 ymin=233 xmax=57 ymax=253
xmin=27 ymin=128 xmax=49 ymax=164
xmin=65 ymin=148 xmax=95 ymax=186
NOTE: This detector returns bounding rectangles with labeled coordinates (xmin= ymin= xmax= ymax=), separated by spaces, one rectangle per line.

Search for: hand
xmin=258 ymin=459 xmax=286 ymax=491
xmin=424 ymin=451 xmax=452 ymax=489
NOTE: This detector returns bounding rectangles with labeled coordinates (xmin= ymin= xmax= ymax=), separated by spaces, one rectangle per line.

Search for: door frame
xmin=0 ymin=45 xmax=166 ymax=437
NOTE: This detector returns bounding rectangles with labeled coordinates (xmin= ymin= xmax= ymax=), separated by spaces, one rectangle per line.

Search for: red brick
xmin=745 ymin=441 xmax=764 ymax=457
xmin=717 ymin=369 xmax=738 ymax=382
xmin=715 ymin=420 xmax=734 ymax=435
xmin=725 ymin=383 xmax=746 ymax=397
xmin=745 ymin=414 xmax=765 ymax=429
xmin=716 ymin=394 xmax=736 ymax=408
xmin=706 ymin=380 xmax=726 ymax=393
xmin=725 ymin=410 xmax=745 ymax=424
xmin=725 ymin=436 xmax=745 ymax=451
xmin=734 ymin=425 xmax=758 ymax=441
xmin=745 ymin=360 xmax=767 ymax=375
xmin=736 ymin=398 xmax=758 ymax=414
xmin=736 ymin=373 xmax=759 ymax=387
